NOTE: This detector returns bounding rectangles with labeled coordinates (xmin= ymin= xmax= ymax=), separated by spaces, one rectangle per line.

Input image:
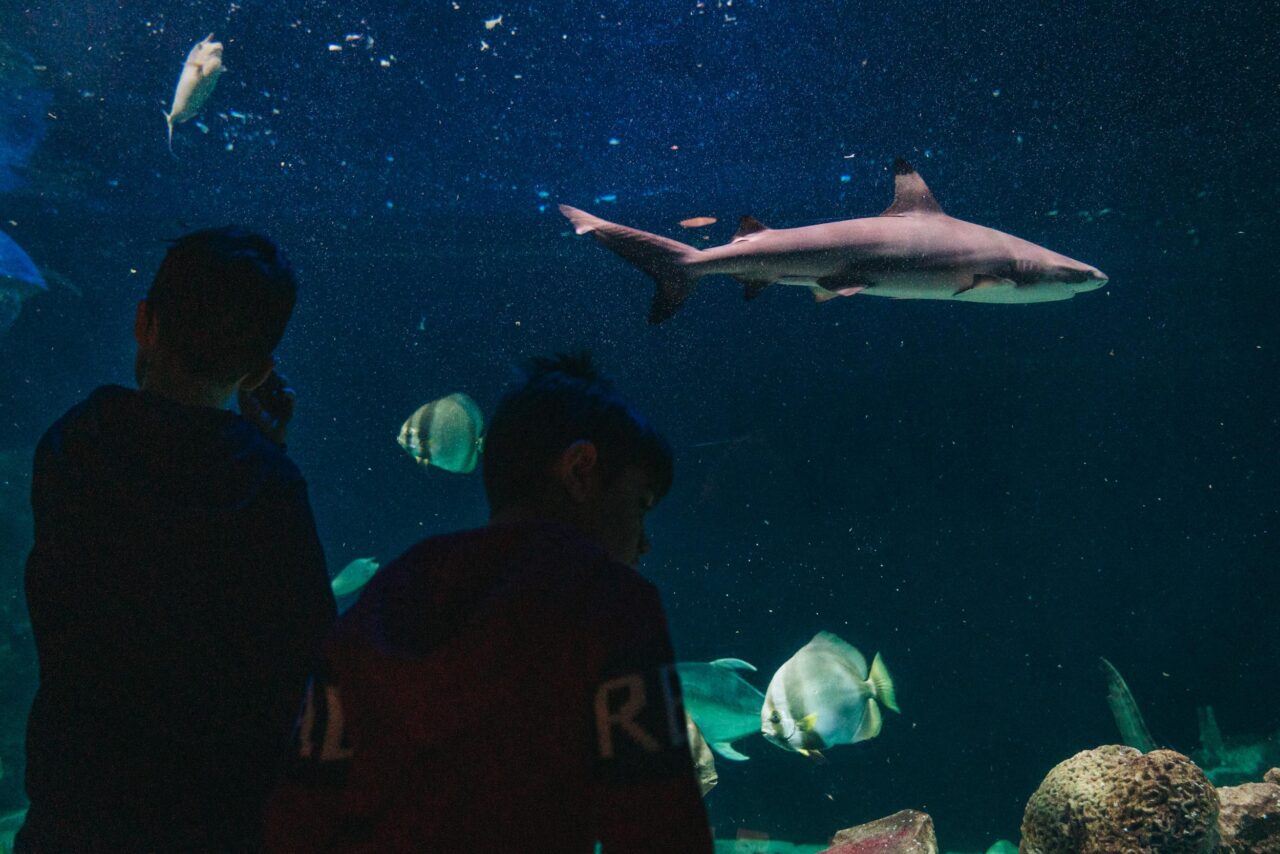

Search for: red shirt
xmin=266 ymin=522 xmax=712 ymax=853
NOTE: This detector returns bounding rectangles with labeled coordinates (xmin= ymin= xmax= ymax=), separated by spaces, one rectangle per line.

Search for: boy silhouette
xmin=18 ymin=227 xmax=336 ymax=852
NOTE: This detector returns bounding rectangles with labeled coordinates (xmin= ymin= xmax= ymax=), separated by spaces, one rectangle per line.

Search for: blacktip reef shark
xmin=559 ymin=159 xmax=1108 ymax=323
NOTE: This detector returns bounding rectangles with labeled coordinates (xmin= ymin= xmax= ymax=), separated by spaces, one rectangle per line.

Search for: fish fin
xmin=732 ymin=215 xmax=769 ymax=241
xmin=880 ymin=158 xmax=945 ymax=217
xmin=953 ymin=274 xmax=1016 ymax=296
xmin=557 ymin=205 xmax=701 ymax=324
xmin=797 ymin=748 xmax=828 ymax=763
xmin=868 ymin=653 xmax=899 ymax=713
xmin=164 ymin=109 xmax=177 ymax=159
xmin=710 ymin=742 xmax=750 ymax=761
xmin=809 ymin=286 xmax=840 ymax=303
xmin=796 ymin=713 xmax=819 ymax=732
xmin=709 ymin=658 xmax=757 ymax=672
xmin=808 ymin=632 xmax=868 ymax=677
xmin=734 ymin=277 xmax=773 ymax=301
xmin=815 ymin=272 xmax=870 ymax=297
xmin=852 ymin=698 xmax=883 ymax=742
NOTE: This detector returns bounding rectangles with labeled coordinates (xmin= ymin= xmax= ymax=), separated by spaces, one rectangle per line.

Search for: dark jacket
xmin=266 ymin=522 xmax=712 ymax=853
xmin=19 ymin=385 xmax=336 ymax=853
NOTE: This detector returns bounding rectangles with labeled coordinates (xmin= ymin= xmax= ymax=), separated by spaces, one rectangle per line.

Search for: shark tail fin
xmin=559 ymin=205 xmax=701 ymax=324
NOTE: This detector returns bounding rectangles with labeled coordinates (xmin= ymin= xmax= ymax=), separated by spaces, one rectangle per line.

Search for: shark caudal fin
xmin=559 ymin=205 xmax=702 ymax=324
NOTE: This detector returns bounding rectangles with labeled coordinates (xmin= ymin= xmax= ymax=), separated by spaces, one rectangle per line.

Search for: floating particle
xmin=594 ymin=193 xmax=617 ymax=203
xmin=386 ymin=200 xmax=394 ymax=209
xmin=536 ymin=190 xmax=550 ymax=198
xmin=344 ymin=33 xmax=363 ymax=42
xmin=992 ymin=88 xmax=1001 ymax=96
xmin=379 ymin=58 xmax=391 ymax=67
xmin=484 ymin=14 xmax=503 ymax=29
xmin=679 ymin=216 xmax=717 ymax=228
xmin=670 ymin=144 xmax=679 ymax=150
xmin=839 ymin=174 xmax=851 ymax=183
xmin=327 ymin=44 xmax=342 ymax=52
xmin=480 ymin=40 xmax=490 ymax=51
xmin=608 ymin=137 xmax=620 ymax=145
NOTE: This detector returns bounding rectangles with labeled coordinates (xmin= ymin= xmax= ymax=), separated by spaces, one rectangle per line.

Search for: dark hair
xmin=483 ymin=352 xmax=673 ymax=513
xmin=145 ymin=226 xmax=297 ymax=383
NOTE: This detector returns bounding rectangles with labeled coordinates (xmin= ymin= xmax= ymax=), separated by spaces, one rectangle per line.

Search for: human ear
xmin=553 ymin=440 xmax=599 ymax=502
xmin=133 ymin=300 xmax=158 ymax=346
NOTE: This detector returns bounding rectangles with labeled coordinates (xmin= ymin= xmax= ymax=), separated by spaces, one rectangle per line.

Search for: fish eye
xmin=769 ymin=711 xmax=781 ymax=724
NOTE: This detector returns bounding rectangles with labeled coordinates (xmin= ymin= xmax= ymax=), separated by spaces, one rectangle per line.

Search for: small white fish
xmin=761 ymin=632 xmax=898 ymax=759
xmin=164 ymin=34 xmax=226 ymax=155
xmin=330 ymin=557 xmax=380 ymax=597
xmin=484 ymin=15 xmax=503 ymax=30
xmin=397 ymin=392 xmax=485 ymax=474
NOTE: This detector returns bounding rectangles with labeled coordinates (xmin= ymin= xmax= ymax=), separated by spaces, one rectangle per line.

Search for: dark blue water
xmin=2 ymin=1 xmax=1277 ymax=849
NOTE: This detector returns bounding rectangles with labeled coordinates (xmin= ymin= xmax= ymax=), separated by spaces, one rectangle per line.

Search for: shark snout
xmin=1079 ymin=267 xmax=1108 ymax=290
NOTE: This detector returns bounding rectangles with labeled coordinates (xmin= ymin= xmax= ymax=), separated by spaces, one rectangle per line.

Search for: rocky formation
xmin=820 ymin=809 xmax=937 ymax=854
xmin=1020 ymin=745 xmax=1221 ymax=853
xmin=1216 ymin=769 xmax=1280 ymax=853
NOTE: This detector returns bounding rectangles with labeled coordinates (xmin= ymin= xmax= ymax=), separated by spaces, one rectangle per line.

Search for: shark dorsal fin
xmin=733 ymin=215 xmax=769 ymax=241
xmin=880 ymin=159 xmax=944 ymax=217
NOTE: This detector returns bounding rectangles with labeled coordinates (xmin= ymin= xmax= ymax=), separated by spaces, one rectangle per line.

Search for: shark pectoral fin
xmin=711 ymin=742 xmax=751 ymax=761
xmin=953 ymin=274 xmax=1016 ymax=297
xmin=852 ymin=699 xmax=883 ymax=743
xmin=732 ymin=215 xmax=770 ymax=242
xmin=810 ymin=287 xmax=840 ymax=303
xmin=734 ymin=277 xmax=773 ymax=301
xmin=816 ymin=273 xmax=871 ymax=298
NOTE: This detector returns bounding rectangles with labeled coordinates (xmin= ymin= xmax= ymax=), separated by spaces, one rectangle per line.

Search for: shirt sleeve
xmin=589 ymin=575 xmax=713 ymax=853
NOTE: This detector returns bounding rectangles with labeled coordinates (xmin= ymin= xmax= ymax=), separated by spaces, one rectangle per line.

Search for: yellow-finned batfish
xmin=330 ymin=557 xmax=380 ymax=597
xmin=165 ymin=34 xmax=225 ymax=155
xmin=396 ymin=392 xmax=485 ymax=474
xmin=761 ymin=631 xmax=898 ymax=759
xmin=685 ymin=714 xmax=718 ymax=796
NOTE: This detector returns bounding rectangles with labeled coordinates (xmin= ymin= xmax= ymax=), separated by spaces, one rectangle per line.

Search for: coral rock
xmin=1217 ymin=777 xmax=1280 ymax=853
xmin=1266 ymin=769 xmax=1280 ymax=786
xmin=1019 ymin=745 xmax=1221 ymax=854
xmin=821 ymin=809 xmax=937 ymax=854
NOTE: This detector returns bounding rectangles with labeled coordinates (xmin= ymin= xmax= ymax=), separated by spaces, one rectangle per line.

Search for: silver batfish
xmin=761 ymin=632 xmax=898 ymax=759
xmin=397 ymin=392 xmax=485 ymax=474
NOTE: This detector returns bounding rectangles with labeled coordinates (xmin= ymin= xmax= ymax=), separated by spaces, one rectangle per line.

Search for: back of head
xmin=146 ymin=226 xmax=297 ymax=383
xmin=483 ymin=352 xmax=673 ymax=514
